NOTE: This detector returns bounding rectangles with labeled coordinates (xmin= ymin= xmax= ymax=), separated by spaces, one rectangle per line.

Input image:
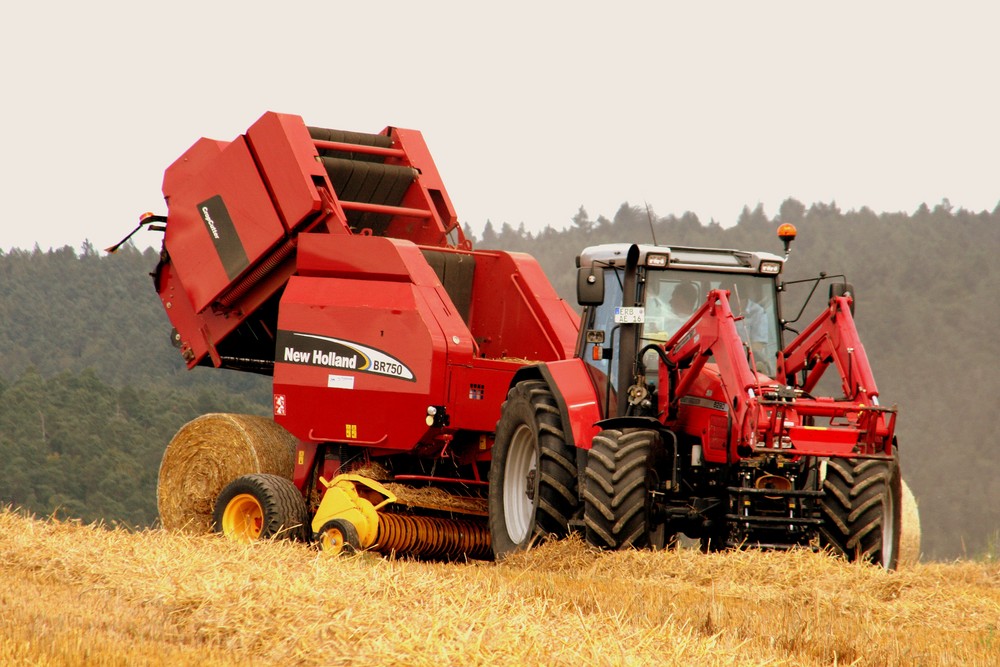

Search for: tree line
xmin=1 ymin=198 xmax=996 ymax=558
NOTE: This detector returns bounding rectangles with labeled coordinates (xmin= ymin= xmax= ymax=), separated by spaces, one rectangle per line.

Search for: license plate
xmin=614 ymin=306 xmax=645 ymax=324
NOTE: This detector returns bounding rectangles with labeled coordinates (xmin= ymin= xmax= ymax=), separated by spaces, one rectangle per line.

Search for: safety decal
xmin=679 ymin=396 xmax=729 ymax=413
xmin=276 ymin=331 xmax=416 ymax=382
xmin=328 ymin=375 xmax=356 ymax=389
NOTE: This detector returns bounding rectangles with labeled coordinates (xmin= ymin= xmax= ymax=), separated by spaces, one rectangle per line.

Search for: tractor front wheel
xmin=488 ymin=380 xmax=577 ymax=559
xmin=819 ymin=458 xmax=901 ymax=569
xmin=583 ymin=429 xmax=657 ymax=550
xmin=213 ymin=473 xmax=309 ymax=542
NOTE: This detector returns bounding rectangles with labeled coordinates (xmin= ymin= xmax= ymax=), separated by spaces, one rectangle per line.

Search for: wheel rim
xmin=222 ymin=493 xmax=264 ymax=541
xmin=503 ymin=423 xmax=538 ymax=543
xmin=320 ymin=526 xmax=346 ymax=554
xmin=881 ymin=482 xmax=898 ymax=568
xmin=645 ymin=445 xmax=664 ymax=549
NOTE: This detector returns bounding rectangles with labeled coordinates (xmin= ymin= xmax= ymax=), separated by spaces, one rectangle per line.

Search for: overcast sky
xmin=2 ymin=2 xmax=997 ymax=253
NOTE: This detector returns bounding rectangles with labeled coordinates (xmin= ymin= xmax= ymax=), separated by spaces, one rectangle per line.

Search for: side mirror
xmin=829 ymin=282 xmax=856 ymax=315
xmin=577 ymin=267 xmax=605 ymax=306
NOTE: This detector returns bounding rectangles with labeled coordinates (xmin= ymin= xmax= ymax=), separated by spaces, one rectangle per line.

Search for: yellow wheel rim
xmin=319 ymin=525 xmax=347 ymax=555
xmin=222 ymin=493 xmax=264 ymax=541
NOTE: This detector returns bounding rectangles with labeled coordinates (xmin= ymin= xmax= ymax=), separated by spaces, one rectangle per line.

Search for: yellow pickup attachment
xmin=312 ymin=474 xmax=397 ymax=554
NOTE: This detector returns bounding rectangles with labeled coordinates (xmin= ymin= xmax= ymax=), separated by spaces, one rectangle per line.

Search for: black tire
xmin=314 ymin=519 xmax=361 ymax=555
xmin=819 ymin=457 xmax=901 ymax=569
xmin=157 ymin=413 xmax=297 ymax=534
xmin=583 ymin=429 xmax=655 ymax=550
xmin=213 ymin=473 xmax=309 ymax=542
xmin=488 ymin=380 xmax=578 ymax=559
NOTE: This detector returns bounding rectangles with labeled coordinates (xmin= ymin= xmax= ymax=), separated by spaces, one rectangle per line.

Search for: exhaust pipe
xmin=616 ymin=244 xmax=641 ymax=418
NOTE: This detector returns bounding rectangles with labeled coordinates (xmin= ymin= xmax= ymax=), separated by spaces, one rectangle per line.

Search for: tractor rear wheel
xmin=488 ymin=380 xmax=577 ymax=559
xmin=819 ymin=457 xmax=901 ymax=569
xmin=213 ymin=473 xmax=309 ymax=542
xmin=583 ymin=429 xmax=656 ymax=550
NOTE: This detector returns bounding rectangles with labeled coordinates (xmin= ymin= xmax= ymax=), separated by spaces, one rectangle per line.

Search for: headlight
xmin=759 ymin=260 xmax=782 ymax=274
xmin=646 ymin=253 xmax=668 ymax=267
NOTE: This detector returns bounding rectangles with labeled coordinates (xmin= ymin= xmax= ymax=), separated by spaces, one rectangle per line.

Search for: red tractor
xmin=528 ymin=238 xmax=902 ymax=567
xmin=135 ymin=112 xmax=901 ymax=567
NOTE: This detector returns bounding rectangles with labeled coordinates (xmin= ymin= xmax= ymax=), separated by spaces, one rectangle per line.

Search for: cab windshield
xmin=642 ymin=270 xmax=781 ymax=376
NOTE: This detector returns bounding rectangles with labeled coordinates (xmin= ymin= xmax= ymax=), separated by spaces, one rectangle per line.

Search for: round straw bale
xmin=899 ymin=477 xmax=921 ymax=566
xmin=157 ymin=413 xmax=298 ymax=534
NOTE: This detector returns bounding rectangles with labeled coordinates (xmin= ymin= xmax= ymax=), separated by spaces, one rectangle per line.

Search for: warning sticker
xmin=328 ymin=375 xmax=356 ymax=389
xmin=679 ymin=395 xmax=729 ymax=413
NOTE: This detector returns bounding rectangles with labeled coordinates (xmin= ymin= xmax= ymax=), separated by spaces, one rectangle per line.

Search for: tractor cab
xmin=575 ymin=242 xmax=786 ymax=414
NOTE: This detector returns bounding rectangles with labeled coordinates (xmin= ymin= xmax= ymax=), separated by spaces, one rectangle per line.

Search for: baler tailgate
xmin=156 ymin=112 xmax=471 ymax=371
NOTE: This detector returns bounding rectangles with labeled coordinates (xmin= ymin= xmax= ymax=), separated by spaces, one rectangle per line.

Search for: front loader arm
xmin=663 ymin=291 xmax=895 ymax=459
xmin=779 ymin=296 xmax=879 ymax=404
xmin=777 ymin=295 xmax=896 ymax=456
xmin=663 ymin=289 xmax=762 ymax=433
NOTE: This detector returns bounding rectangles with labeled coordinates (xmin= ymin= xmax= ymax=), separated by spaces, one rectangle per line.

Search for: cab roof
xmin=576 ymin=243 xmax=785 ymax=275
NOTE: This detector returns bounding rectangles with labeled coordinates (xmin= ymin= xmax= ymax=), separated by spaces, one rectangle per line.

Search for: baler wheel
xmin=488 ymin=380 xmax=577 ymax=559
xmin=583 ymin=429 xmax=656 ymax=550
xmin=158 ymin=413 xmax=297 ymax=534
xmin=315 ymin=519 xmax=361 ymax=556
xmin=819 ymin=457 xmax=902 ymax=569
xmin=213 ymin=474 xmax=309 ymax=542
xmin=221 ymin=493 xmax=265 ymax=541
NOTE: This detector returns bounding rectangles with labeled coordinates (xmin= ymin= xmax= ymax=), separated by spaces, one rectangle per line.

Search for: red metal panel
xmin=153 ymin=259 xmax=207 ymax=365
xmin=273 ymin=274 xmax=446 ymax=453
xmin=295 ymin=234 xmax=476 ymax=371
xmin=667 ymin=365 xmax=732 ymax=464
xmin=296 ymin=233 xmax=414 ymax=282
xmin=446 ymin=360 xmax=522 ymax=432
xmin=467 ymin=251 xmax=579 ymax=362
xmin=507 ymin=252 xmax=580 ymax=359
xmin=543 ymin=358 xmax=602 ymax=450
xmin=380 ymin=127 xmax=464 ymax=247
xmin=291 ymin=440 xmax=320 ymax=492
xmin=161 ymin=137 xmax=228 ymax=196
xmin=245 ymin=112 xmax=327 ymax=231
xmin=155 ymin=249 xmax=296 ymax=369
xmin=163 ymin=136 xmax=285 ymax=313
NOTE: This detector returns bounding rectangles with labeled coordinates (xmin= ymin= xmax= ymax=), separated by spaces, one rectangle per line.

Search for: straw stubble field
xmin=1 ymin=508 xmax=997 ymax=666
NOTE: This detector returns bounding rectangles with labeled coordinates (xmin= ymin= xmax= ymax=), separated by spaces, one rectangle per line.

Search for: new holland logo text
xmin=284 ymin=347 xmax=358 ymax=369
xmin=276 ymin=331 xmax=415 ymax=382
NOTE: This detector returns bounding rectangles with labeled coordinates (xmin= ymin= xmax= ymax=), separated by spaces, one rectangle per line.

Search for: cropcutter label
xmin=196 ymin=194 xmax=249 ymax=280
